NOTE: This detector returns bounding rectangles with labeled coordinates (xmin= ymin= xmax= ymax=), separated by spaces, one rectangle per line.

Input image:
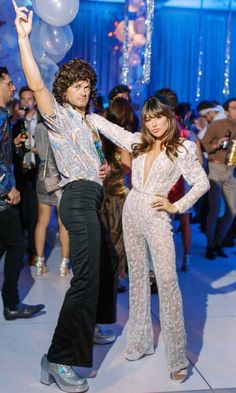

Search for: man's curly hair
xmin=53 ymin=58 xmax=97 ymax=108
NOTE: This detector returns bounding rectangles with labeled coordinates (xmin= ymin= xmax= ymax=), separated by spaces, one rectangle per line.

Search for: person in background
xmin=93 ymin=94 xmax=104 ymax=114
xmin=12 ymin=86 xmax=40 ymax=266
xmin=101 ymin=97 xmax=133 ymax=292
xmin=0 ymin=65 xmax=44 ymax=320
xmin=176 ymin=102 xmax=199 ymax=134
xmin=201 ymin=98 xmax=236 ymax=260
xmin=34 ymin=121 xmax=70 ymax=277
xmin=107 ymin=84 xmax=139 ymax=132
xmin=197 ymin=100 xmax=226 ymax=140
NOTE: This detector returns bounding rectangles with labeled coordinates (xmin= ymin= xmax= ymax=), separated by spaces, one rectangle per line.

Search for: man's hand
xmin=151 ymin=194 xmax=178 ymax=214
xmin=12 ymin=0 xmax=33 ymax=38
xmin=217 ymin=137 xmax=229 ymax=149
xmin=99 ymin=163 xmax=111 ymax=182
xmin=7 ymin=187 xmax=21 ymax=205
xmin=13 ymin=133 xmax=25 ymax=149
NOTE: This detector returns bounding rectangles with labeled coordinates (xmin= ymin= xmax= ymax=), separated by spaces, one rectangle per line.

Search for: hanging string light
xmin=222 ymin=0 xmax=232 ymax=97
xmin=92 ymin=0 xmax=99 ymax=75
xmin=195 ymin=0 xmax=204 ymax=102
xmin=142 ymin=0 xmax=155 ymax=84
xmin=121 ymin=0 xmax=155 ymax=86
xmin=121 ymin=0 xmax=129 ymax=85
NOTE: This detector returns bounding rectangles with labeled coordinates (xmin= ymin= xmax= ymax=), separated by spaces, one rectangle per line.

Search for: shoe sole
xmin=93 ymin=336 xmax=116 ymax=345
xmin=125 ymin=349 xmax=154 ymax=361
xmin=41 ymin=366 xmax=89 ymax=393
xmin=4 ymin=306 xmax=45 ymax=320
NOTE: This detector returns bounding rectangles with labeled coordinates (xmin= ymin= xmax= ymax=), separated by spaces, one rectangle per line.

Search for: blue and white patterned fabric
xmin=40 ymin=96 xmax=140 ymax=188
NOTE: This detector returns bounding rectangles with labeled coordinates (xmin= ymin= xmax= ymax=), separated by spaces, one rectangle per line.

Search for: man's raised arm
xmin=12 ymin=0 xmax=54 ymax=116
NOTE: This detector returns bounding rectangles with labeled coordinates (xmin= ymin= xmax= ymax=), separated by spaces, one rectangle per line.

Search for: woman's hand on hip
xmin=151 ymin=194 xmax=178 ymax=214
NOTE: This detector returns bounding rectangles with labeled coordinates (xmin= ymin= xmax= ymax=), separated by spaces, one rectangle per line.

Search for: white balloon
xmin=47 ymin=53 xmax=67 ymax=64
xmin=39 ymin=23 xmax=73 ymax=57
xmin=31 ymin=0 xmax=41 ymax=17
xmin=30 ymin=19 xmax=45 ymax=62
xmin=37 ymin=55 xmax=59 ymax=91
xmin=35 ymin=0 xmax=80 ymax=27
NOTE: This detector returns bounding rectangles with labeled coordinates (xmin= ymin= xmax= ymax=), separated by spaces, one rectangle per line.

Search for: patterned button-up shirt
xmin=40 ymin=97 xmax=140 ymax=188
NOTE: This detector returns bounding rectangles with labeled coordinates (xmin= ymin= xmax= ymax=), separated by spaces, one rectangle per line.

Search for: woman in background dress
xmin=34 ymin=121 xmax=70 ymax=277
xmin=101 ymin=97 xmax=133 ymax=291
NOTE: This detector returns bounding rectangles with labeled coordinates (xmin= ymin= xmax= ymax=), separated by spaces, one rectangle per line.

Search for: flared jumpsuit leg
xmin=123 ymin=205 xmax=154 ymax=358
xmin=123 ymin=195 xmax=188 ymax=373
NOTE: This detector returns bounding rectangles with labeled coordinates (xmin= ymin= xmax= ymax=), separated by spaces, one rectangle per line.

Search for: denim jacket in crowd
xmin=0 ymin=106 xmax=15 ymax=212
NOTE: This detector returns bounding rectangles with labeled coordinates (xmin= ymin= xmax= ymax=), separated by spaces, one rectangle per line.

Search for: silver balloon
xmin=35 ymin=0 xmax=80 ymax=27
xmin=39 ymin=22 xmax=73 ymax=57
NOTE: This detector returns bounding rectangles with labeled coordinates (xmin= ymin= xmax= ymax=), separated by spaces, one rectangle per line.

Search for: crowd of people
xmin=0 ymin=2 xmax=235 ymax=392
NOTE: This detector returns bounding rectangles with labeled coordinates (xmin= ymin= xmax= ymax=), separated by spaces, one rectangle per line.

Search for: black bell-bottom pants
xmin=47 ymin=180 xmax=118 ymax=367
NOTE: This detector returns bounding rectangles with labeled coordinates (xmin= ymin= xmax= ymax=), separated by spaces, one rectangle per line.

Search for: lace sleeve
xmin=173 ymin=140 xmax=210 ymax=214
xmin=91 ymin=113 xmax=141 ymax=152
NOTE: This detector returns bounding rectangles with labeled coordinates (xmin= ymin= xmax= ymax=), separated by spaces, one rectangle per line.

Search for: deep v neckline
xmin=142 ymin=150 xmax=163 ymax=188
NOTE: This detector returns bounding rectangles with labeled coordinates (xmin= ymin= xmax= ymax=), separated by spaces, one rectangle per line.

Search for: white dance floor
xmin=0 ymin=222 xmax=235 ymax=393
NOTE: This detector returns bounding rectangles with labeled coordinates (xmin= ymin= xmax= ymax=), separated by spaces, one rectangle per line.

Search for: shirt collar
xmin=63 ymin=102 xmax=91 ymax=120
xmin=26 ymin=111 xmax=37 ymax=122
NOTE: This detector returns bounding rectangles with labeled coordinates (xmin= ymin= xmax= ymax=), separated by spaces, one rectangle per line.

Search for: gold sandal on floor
xmin=170 ymin=367 xmax=187 ymax=384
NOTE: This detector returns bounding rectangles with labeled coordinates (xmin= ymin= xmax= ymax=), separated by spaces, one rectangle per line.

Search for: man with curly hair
xmin=13 ymin=3 xmax=124 ymax=392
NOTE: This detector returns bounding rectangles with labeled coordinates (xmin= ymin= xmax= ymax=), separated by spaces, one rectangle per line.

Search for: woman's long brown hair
xmin=132 ymin=96 xmax=183 ymax=160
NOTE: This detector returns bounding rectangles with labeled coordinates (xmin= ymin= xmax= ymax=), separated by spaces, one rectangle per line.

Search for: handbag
xmin=43 ymin=145 xmax=61 ymax=193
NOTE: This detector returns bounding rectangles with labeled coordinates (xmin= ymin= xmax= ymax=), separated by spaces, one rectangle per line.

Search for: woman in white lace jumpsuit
xmin=95 ymin=96 xmax=209 ymax=382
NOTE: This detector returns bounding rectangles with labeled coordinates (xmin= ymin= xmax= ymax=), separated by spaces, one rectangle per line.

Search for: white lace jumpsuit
xmin=94 ymin=115 xmax=210 ymax=373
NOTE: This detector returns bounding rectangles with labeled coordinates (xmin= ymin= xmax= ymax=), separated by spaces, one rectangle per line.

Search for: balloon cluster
xmin=31 ymin=0 xmax=79 ymax=90
xmin=110 ymin=0 xmax=148 ymax=106
xmin=115 ymin=17 xmax=146 ymax=55
xmin=0 ymin=0 xmax=79 ymax=91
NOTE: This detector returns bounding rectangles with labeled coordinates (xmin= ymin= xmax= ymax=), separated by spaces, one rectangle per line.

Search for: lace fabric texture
xmin=92 ymin=118 xmax=209 ymax=372
xmin=120 ymin=140 xmax=209 ymax=372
